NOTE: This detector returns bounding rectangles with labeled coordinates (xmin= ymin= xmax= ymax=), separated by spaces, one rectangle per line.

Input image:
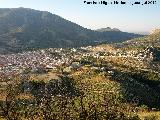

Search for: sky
xmin=0 ymin=0 xmax=160 ymax=34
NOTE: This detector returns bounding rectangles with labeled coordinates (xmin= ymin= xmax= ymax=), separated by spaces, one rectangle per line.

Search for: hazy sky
xmin=0 ymin=0 xmax=160 ymax=33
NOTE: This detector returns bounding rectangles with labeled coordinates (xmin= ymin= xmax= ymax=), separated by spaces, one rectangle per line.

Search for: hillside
xmin=0 ymin=8 xmax=142 ymax=54
xmin=116 ymin=28 xmax=160 ymax=50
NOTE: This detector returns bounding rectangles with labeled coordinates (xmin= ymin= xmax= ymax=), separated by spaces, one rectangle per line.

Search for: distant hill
xmin=96 ymin=27 xmax=121 ymax=32
xmin=0 ymin=8 xmax=143 ymax=54
xmin=133 ymin=31 xmax=149 ymax=35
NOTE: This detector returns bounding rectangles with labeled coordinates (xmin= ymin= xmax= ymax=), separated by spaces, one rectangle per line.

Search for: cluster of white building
xmin=0 ymin=48 xmax=74 ymax=75
xmin=0 ymin=45 xmax=156 ymax=76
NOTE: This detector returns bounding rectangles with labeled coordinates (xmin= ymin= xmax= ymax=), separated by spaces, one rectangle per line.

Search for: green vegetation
xmin=0 ymin=73 xmax=140 ymax=120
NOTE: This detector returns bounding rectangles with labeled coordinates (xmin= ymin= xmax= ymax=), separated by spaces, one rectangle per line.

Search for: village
xmin=0 ymin=45 xmax=158 ymax=77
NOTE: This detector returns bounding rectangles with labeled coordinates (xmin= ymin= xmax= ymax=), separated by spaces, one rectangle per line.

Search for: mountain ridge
xmin=0 ymin=7 xmax=143 ymax=54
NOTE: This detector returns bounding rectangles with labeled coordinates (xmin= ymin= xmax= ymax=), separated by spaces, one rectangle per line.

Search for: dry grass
xmin=91 ymin=44 xmax=117 ymax=53
xmin=0 ymin=91 xmax=33 ymax=101
xmin=29 ymin=72 xmax=59 ymax=82
xmin=16 ymin=93 xmax=34 ymax=100
xmin=138 ymin=111 xmax=160 ymax=120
